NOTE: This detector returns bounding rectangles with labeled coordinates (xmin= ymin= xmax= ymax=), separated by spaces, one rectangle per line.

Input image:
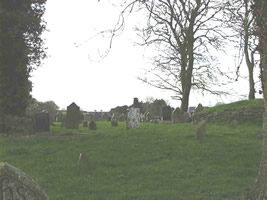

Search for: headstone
xmin=140 ymin=113 xmax=145 ymax=122
xmin=132 ymin=97 xmax=141 ymax=109
xmin=65 ymin=102 xmax=82 ymax=129
xmin=183 ymin=112 xmax=191 ymax=123
xmin=82 ymin=121 xmax=88 ymax=128
xmin=195 ymin=103 xmax=204 ymax=113
xmin=162 ymin=106 xmax=172 ymax=121
xmin=34 ymin=111 xmax=50 ymax=132
xmin=111 ymin=113 xmax=118 ymax=126
xmin=172 ymin=108 xmax=184 ymax=123
xmin=89 ymin=121 xmax=96 ymax=130
xmin=0 ymin=162 xmax=49 ymax=199
xmin=144 ymin=112 xmax=150 ymax=122
xmin=196 ymin=120 xmax=207 ymax=138
xmin=78 ymin=153 xmax=88 ymax=168
xmin=231 ymin=119 xmax=238 ymax=128
xmin=126 ymin=107 xmax=141 ymax=129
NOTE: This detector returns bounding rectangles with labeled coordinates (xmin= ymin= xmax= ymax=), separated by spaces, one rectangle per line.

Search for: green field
xmin=0 ymin=121 xmax=263 ymax=200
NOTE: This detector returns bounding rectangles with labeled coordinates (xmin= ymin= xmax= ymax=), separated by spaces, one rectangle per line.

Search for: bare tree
xmin=246 ymin=0 xmax=267 ymax=199
xmin=95 ymin=0 xmax=230 ymax=113
xmin=133 ymin=0 xmax=228 ymax=113
xmin=224 ymin=0 xmax=259 ymax=100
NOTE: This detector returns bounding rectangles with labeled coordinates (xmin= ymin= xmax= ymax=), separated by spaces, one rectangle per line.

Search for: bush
xmin=0 ymin=114 xmax=34 ymax=136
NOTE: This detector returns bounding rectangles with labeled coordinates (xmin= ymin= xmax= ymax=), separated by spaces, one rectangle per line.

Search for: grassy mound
xmin=0 ymin=122 xmax=263 ymax=200
xmin=203 ymin=99 xmax=264 ymax=113
xmin=193 ymin=99 xmax=264 ymax=124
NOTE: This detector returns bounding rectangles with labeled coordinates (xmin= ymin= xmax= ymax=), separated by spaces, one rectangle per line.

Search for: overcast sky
xmin=30 ymin=0 xmax=260 ymax=111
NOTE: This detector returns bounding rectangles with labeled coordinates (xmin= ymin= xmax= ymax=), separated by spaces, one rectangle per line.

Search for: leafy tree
xmin=26 ymin=98 xmax=59 ymax=122
xmin=142 ymin=98 xmax=167 ymax=119
xmin=110 ymin=105 xmax=129 ymax=116
xmin=0 ymin=0 xmax=47 ymax=118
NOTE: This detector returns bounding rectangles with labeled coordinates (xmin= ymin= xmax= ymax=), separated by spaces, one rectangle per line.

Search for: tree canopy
xmin=0 ymin=0 xmax=47 ymax=117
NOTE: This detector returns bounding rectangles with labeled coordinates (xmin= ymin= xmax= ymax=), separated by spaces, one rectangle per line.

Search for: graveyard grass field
xmin=0 ymin=120 xmax=263 ymax=200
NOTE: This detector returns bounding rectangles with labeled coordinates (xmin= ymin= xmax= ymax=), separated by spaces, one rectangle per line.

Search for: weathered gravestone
xmin=172 ymin=108 xmax=184 ymax=123
xmin=89 ymin=121 xmax=97 ymax=130
xmin=0 ymin=162 xmax=49 ymax=200
xmin=183 ymin=112 xmax=191 ymax=123
xmin=65 ymin=102 xmax=82 ymax=129
xmin=126 ymin=107 xmax=141 ymax=129
xmin=231 ymin=119 xmax=238 ymax=129
xmin=144 ymin=112 xmax=150 ymax=122
xmin=34 ymin=111 xmax=50 ymax=132
xmin=78 ymin=153 xmax=88 ymax=168
xmin=162 ymin=106 xmax=172 ymax=121
xmin=133 ymin=97 xmax=141 ymax=109
xmin=111 ymin=113 xmax=118 ymax=126
xmin=196 ymin=120 xmax=207 ymax=138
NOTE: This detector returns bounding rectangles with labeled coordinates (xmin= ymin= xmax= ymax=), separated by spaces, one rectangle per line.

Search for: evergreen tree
xmin=0 ymin=0 xmax=47 ymax=117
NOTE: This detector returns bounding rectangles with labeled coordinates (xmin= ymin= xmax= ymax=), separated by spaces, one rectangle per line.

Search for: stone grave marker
xmin=65 ymin=102 xmax=82 ymax=129
xmin=231 ymin=119 xmax=238 ymax=129
xmin=126 ymin=107 xmax=141 ymax=129
xmin=172 ymin=108 xmax=184 ymax=123
xmin=34 ymin=111 xmax=50 ymax=132
xmin=111 ymin=113 xmax=119 ymax=126
xmin=162 ymin=106 xmax=172 ymax=121
xmin=78 ymin=153 xmax=88 ymax=168
xmin=133 ymin=97 xmax=141 ymax=109
xmin=0 ymin=162 xmax=49 ymax=200
xmin=196 ymin=120 xmax=207 ymax=138
xmin=89 ymin=121 xmax=96 ymax=130
xmin=183 ymin=112 xmax=191 ymax=123
xmin=144 ymin=112 xmax=150 ymax=122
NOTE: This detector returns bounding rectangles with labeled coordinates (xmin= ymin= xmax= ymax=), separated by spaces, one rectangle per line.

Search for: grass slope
xmin=0 ymin=122 xmax=263 ymax=200
xmin=203 ymin=99 xmax=264 ymax=113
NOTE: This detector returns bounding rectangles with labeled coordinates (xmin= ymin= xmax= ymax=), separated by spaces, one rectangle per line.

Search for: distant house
xmin=188 ymin=107 xmax=196 ymax=113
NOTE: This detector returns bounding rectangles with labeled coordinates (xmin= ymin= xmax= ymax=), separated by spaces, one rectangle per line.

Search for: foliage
xmin=0 ymin=0 xmax=47 ymax=117
xmin=110 ymin=105 xmax=129 ymax=115
xmin=0 ymin=115 xmax=34 ymax=136
xmin=26 ymin=98 xmax=59 ymax=122
xmin=142 ymin=98 xmax=167 ymax=118
xmin=0 ymin=122 xmax=262 ymax=200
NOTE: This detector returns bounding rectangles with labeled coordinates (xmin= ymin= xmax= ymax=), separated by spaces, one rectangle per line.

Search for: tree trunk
xmin=248 ymin=65 xmax=256 ymax=99
xmin=244 ymin=5 xmax=256 ymax=100
xmin=247 ymin=0 xmax=267 ymax=198
xmin=180 ymin=86 xmax=191 ymax=113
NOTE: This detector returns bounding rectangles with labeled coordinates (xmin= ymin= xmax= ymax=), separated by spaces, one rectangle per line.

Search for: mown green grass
xmin=0 ymin=122 xmax=263 ymax=200
xmin=203 ymin=99 xmax=264 ymax=113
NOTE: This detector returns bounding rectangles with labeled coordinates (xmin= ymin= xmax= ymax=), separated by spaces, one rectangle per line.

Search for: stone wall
xmin=192 ymin=104 xmax=264 ymax=124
